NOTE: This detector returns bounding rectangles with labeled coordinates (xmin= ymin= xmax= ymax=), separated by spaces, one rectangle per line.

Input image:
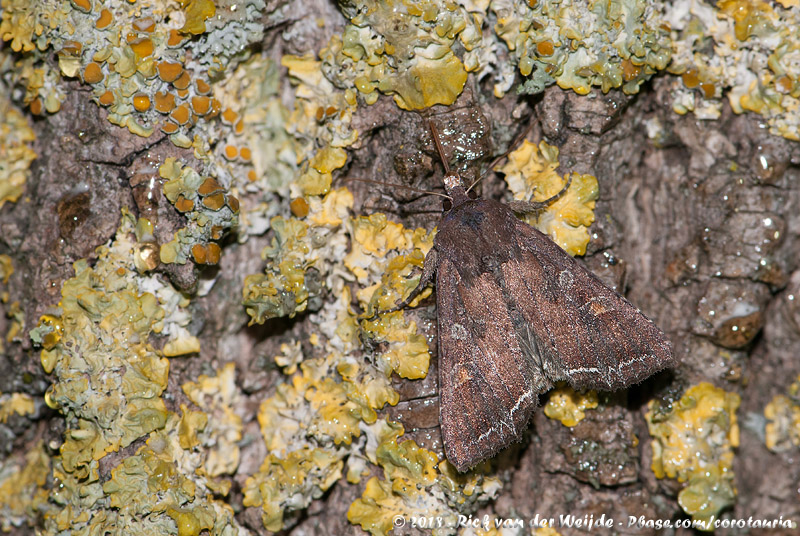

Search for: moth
xmin=387 ymin=123 xmax=674 ymax=472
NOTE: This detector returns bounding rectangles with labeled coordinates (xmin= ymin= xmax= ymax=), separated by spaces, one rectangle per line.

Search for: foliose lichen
xmin=764 ymin=374 xmax=800 ymax=453
xmin=0 ymin=441 xmax=50 ymax=532
xmin=158 ymin=158 xmax=239 ymax=266
xmin=663 ymin=0 xmax=800 ymax=140
xmin=499 ymin=139 xmax=599 ymax=256
xmin=0 ymin=94 xmax=35 ymax=208
xmin=646 ymin=382 xmax=740 ymax=527
xmin=493 ymin=0 xmax=671 ymax=97
xmin=544 ymin=385 xmax=599 ymax=427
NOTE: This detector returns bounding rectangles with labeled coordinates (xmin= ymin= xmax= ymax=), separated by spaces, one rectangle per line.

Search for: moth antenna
xmin=345 ymin=177 xmax=452 ymax=200
xmin=507 ymin=172 xmax=573 ymax=215
xmin=428 ymin=120 xmax=451 ymax=175
xmin=466 ymin=119 xmax=536 ymax=194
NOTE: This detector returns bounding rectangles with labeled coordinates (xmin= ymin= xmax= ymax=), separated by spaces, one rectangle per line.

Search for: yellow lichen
xmin=243 ymin=448 xmax=343 ymax=532
xmin=182 ymin=363 xmax=243 ymax=478
xmin=543 ymin=386 xmax=598 ymax=427
xmin=178 ymin=0 xmax=216 ymax=36
xmin=646 ymin=383 xmax=740 ymax=526
xmin=764 ymin=374 xmax=800 ymax=452
xmin=0 ymin=392 xmax=36 ymax=423
xmin=243 ymin=188 xmax=354 ymax=323
xmin=500 ymin=140 xmax=599 ymax=256
xmin=0 ymin=96 xmax=36 ymax=208
xmin=0 ymin=441 xmax=50 ymax=532
xmin=348 ymin=420 xmax=502 ymax=536
xmin=321 ymin=0 xmax=475 ymax=110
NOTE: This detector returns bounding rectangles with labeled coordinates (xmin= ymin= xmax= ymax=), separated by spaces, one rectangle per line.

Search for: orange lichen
xmin=221 ymin=108 xmax=238 ymax=125
xmin=537 ymin=40 xmax=554 ymax=56
xmin=157 ymin=61 xmax=183 ymax=83
xmin=170 ymin=104 xmax=190 ymax=125
xmin=622 ymin=59 xmax=642 ymax=82
xmin=206 ymin=243 xmax=221 ymax=264
xmin=83 ymin=62 xmax=104 ymax=84
xmin=175 ymin=195 xmax=194 ymax=213
xmin=70 ymin=0 xmax=92 ymax=12
xmin=224 ymin=145 xmax=238 ymax=160
xmin=98 ymin=91 xmax=115 ymax=106
xmin=682 ymin=68 xmax=700 ymax=88
xmin=167 ymin=29 xmax=186 ymax=47
xmin=191 ymin=244 xmax=208 ymax=264
xmin=162 ymin=122 xmax=179 ymax=134
xmin=190 ymin=95 xmax=211 ymax=115
xmin=239 ymin=147 xmax=252 ymax=161
xmin=191 ymin=243 xmax=221 ymax=265
xmin=227 ymin=196 xmax=239 ymax=213
xmin=96 ymin=9 xmax=112 ymax=29
xmin=198 ymin=178 xmax=223 ymax=195
xmin=202 ymin=193 xmax=226 ymax=211
xmin=195 ymin=79 xmax=211 ymax=95
xmin=29 ymin=99 xmax=42 ymax=116
xmin=173 ymin=71 xmax=191 ymax=90
xmin=133 ymin=94 xmax=151 ymax=112
xmin=129 ymin=38 xmax=154 ymax=59
xmin=290 ymin=198 xmax=309 ymax=218
xmin=154 ymin=91 xmax=176 ymax=113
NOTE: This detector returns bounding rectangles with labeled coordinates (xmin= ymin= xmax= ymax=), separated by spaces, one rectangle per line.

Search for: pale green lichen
xmin=348 ymin=420 xmax=502 ymax=536
xmin=158 ymin=158 xmax=239 ymax=267
xmin=500 ymin=140 xmax=599 ymax=257
xmin=321 ymin=0 xmax=477 ymax=110
xmin=646 ymin=383 xmax=740 ymax=528
xmin=493 ymin=0 xmax=671 ymax=97
xmin=664 ymin=0 xmax=800 ymax=140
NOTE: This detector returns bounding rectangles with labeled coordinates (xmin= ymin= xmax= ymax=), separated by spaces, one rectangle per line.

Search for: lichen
xmin=499 ymin=140 xmax=599 ymax=256
xmin=646 ymin=383 xmax=740 ymax=527
xmin=32 ymin=233 xmax=170 ymax=475
xmin=158 ymin=158 xmax=239 ymax=266
xmin=544 ymin=385 xmax=599 ymax=427
xmin=0 ymin=441 xmax=50 ymax=532
xmin=0 ymin=392 xmax=36 ymax=423
xmin=348 ymin=420 xmax=502 ymax=536
xmin=320 ymin=0 xmax=477 ymax=110
xmin=0 ymin=95 xmax=36 ymax=208
xmin=764 ymin=374 xmax=800 ymax=452
xmin=243 ymin=188 xmax=353 ymax=323
xmin=181 ymin=363 xmax=244 ymax=481
xmin=23 ymin=211 xmax=242 ymax=534
xmin=0 ymin=0 xmax=265 ymax=147
xmin=664 ymin=0 xmax=800 ymax=140
xmin=492 ymin=0 xmax=671 ymax=97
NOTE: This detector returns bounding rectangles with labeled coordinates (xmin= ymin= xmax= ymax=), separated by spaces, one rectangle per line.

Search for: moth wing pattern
xmin=431 ymin=199 xmax=673 ymax=471
xmin=435 ymin=254 xmax=550 ymax=472
xmin=502 ymin=214 xmax=674 ymax=391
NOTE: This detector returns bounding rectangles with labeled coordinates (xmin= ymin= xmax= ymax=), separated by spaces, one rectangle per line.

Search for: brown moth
xmin=389 ymin=124 xmax=674 ymax=472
